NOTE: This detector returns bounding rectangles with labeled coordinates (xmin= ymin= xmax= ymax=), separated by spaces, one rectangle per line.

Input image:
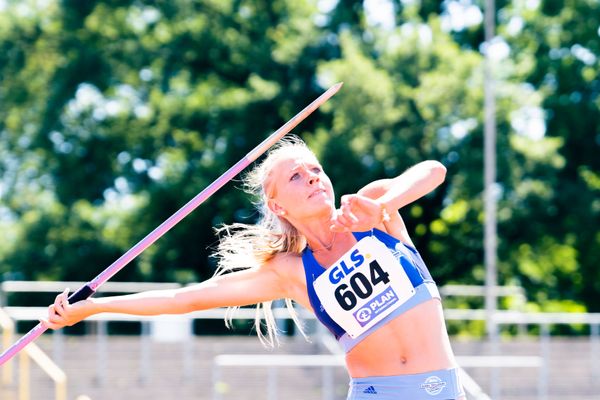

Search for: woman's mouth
xmin=309 ymin=189 xmax=326 ymax=198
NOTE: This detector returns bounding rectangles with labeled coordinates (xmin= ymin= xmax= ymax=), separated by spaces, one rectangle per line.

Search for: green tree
xmin=415 ymin=0 xmax=600 ymax=311
xmin=0 ymin=0 xmax=334 ymax=283
xmin=0 ymin=0 xmax=597 ymax=317
xmin=500 ymin=0 xmax=600 ymax=310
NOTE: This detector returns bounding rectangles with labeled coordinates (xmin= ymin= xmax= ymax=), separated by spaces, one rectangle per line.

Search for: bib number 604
xmin=334 ymin=260 xmax=390 ymax=311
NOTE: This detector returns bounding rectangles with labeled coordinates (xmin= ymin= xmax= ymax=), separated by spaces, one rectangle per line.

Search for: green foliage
xmin=497 ymin=0 xmax=600 ymax=310
xmin=0 ymin=0 xmax=597 ymax=319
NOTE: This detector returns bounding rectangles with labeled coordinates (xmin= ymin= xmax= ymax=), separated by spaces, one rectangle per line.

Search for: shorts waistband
xmin=348 ymin=367 xmax=465 ymax=400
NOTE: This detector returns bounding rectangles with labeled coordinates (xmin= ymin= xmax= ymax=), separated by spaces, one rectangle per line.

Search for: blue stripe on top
xmin=301 ymin=228 xmax=439 ymax=352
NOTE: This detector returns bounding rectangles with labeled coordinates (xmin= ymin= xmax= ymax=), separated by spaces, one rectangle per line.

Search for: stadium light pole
xmin=483 ymin=0 xmax=500 ymax=397
xmin=484 ymin=0 xmax=498 ymax=341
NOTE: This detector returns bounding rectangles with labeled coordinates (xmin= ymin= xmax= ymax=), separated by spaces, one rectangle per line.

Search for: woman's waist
xmin=346 ymin=345 xmax=458 ymax=378
xmin=344 ymin=299 xmax=456 ymax=377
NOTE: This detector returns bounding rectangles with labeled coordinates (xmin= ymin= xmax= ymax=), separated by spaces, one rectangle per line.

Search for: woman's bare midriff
xmin=344 ymin=298 xmax=458 ymax=378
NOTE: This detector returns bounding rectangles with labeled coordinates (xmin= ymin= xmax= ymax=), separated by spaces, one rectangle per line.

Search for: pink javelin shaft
xmin=0 ymin=82 xmax=343 ymax=365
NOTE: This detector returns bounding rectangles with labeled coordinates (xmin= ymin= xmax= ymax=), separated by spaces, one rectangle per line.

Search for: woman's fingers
xmin=42 ymin=305 xmax=65 ymax=330
xmin=340 ymin=198 xmax=359 ymax=223
xmin=54 ymin=288 xmax=69 ymax=305
xmin=44 ymin=286 xmax=91 ymax=330
xmin=331 ymin=194 xmax=381 ymax=232
xmin=45 ymin=288 xmax=73 ymax=329
xmin=40 ymin=318 xmax=60 ymax=330
xmin=329 ymin=220 xmax=348 ymax=232
xmin=53 ymin=288 xmax=70 ymax=317
xmin=338 ymin=209 xmax=357 ymax=226
xmin=330 ymin=200 xmax=361 ymax=231
xmin=330 ymin=212 xmax=350 ymax=232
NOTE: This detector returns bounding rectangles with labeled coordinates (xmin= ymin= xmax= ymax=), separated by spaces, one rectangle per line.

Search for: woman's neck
xmin=300 ymin=225 xmax=355 ymax=257
xmin=305 ymin=231 xmax=356 ymax=268
xmin=286 ymin=211 xmax=356 ymax=257
xmin=307 ymin=231 xmax=339 ymax=252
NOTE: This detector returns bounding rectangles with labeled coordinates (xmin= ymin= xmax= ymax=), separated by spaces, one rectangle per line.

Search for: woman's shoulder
xmin=264 ymin=251 xmax=305 ymax=277
xmin=264 ymin=251 xmax=310 ymax=305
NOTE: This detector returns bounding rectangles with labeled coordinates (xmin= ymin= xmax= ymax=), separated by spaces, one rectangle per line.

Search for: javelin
xmin=0 ymin=82 xmax=343 ymax=365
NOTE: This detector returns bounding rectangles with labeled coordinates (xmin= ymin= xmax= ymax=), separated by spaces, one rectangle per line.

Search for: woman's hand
xmin=40 ymin=288 xmax=95 ymax=330
xmin=329 ymin=194 xmax=388 ymax=232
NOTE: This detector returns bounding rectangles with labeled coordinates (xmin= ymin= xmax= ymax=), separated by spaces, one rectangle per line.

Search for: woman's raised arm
xmin=361 ymin=160 xmax=446 ymax=211
xmin=330 ymin=160 xmax=446 ymax=235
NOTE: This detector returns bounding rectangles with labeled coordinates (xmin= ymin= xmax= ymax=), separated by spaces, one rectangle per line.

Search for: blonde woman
xmin=43 ymin=136 xmax=465 ymax=399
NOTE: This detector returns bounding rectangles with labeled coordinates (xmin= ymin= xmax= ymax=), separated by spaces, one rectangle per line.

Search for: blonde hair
xmin=213 ymin=136 xmax=316 ymax=346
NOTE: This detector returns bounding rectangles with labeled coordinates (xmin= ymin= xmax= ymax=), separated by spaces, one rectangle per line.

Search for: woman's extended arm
xmin=41 ymin=262 xmax=287 ymax=330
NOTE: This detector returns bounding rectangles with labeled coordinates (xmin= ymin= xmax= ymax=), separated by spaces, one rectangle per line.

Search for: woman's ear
xmin=267 ymin=199 xmax=286 ymax=216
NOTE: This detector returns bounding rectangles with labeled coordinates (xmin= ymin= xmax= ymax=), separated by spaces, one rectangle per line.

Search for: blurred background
xmin=0 ymin=0 xmax=598 ymax=399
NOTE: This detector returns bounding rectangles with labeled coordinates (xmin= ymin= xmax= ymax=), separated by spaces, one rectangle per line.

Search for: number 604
xmin=334 ymin=260 xmax=390 ymax=311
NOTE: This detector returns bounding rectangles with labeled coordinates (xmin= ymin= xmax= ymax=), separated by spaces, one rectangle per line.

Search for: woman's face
xmin=265 ymin=151 xmax=335 ymax=221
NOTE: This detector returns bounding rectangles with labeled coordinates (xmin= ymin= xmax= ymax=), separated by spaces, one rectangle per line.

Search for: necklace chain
xmin=310 ymin=232 xmax=337 ymax=253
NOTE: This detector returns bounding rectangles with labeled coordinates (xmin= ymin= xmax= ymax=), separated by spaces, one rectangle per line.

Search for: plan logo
xmin=420 ymin=375 xmax=447 ymax=396
xmin=355 ymin=307 xmax=372 ymax=323
xmin=353 ymin=287 xmax=399 ymax=327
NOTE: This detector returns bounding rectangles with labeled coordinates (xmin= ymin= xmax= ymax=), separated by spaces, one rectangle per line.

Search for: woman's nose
xmin=308 ymin=173 xmax=320 ymax=185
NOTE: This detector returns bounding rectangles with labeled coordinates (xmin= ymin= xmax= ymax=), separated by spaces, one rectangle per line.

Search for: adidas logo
xmin=362 ymin=385 xmax=377 ymax=394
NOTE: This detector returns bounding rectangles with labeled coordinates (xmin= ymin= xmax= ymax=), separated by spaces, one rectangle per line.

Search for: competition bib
xmin=313 ymin=236 xmax=416 ymax=339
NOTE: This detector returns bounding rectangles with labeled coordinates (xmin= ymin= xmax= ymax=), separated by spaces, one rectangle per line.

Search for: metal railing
xmin=440 ymin=284 xmax=527 ymax=304
xmin=4 ymin=305 xmax=598 ymax=399
xmin=2 ymin=281 xmax=599 ymax=399
xmin=2 ymin=306 xmax=571 ymax=399
xmin=0 ymin=280 xmax=182 ymax=306
xmin=212 ymin=354 xmax=344 ymax=400
xmin=0 ymin=281 xmax=181 ymax=396
xmin=0 ymin=307 xmax=67 ymax=400
xmin=211 ymin=353 xmax=543 ymax=400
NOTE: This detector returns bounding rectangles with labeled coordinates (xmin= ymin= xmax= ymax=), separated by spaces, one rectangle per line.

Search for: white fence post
xmin=538 ymin=323 xmax=550 ymax=400
xmin=95 ymin=320 xmax=107 ymax=387
xmin=139 ymin=321 xmax=150 ymax=385
xmin=322 ymin=365 xmax=334 ymax=400
xmin=591 ymin=323 xmax=599 ymax=381
xmin=267 ymin=366 xmax=278 ymax=400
